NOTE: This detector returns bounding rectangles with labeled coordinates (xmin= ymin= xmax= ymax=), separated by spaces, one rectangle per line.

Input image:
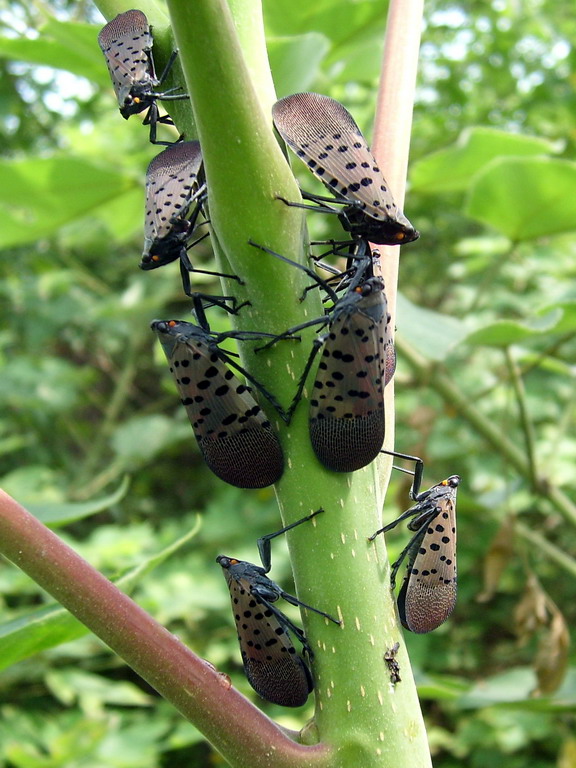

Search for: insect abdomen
xmin=399 ymin=574 xmax=458 ymax=634
xmin=242 ymin=638 xmax=313 ymax=707
xmin=198 ymin=422 xmax=284 ymax=489
xmin=310 ymin=408 xmax=385 ymax=472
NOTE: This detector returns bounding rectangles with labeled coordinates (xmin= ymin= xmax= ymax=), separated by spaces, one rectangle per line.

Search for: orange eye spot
xmin=168 ymin=320 xmax=177 ymax=328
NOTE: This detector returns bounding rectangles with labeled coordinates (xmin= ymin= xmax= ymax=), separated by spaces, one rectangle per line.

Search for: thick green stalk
xmin=167 ymin=0 xmax=430 ymax=766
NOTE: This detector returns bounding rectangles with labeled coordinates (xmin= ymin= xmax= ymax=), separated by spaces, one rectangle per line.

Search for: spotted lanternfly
xmin=272 ymin=93 xmax=419 ymax=245
xmin=216 ymin=510 xmax=340 ymax=707
xmin=369 ymin=475 xmax=460 ymax=633
xmin=141 ymin=141 xmax=205 ymax=271
xmin=152 ymin=318 xmax=288 ymax=488
xmin=98 ymin=10 xmax=188 ymax=145
xmin=251 ymin=240 xmax=392 ymax=472
xmin=384 ymin=641 xmax=401 ymax=684
xmin=141 ymin=142 xmax=242 ymax=307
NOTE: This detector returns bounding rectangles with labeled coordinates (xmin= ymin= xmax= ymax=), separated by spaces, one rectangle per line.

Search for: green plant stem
xmin=516 ymin=522 xmax=576 ymax=579
xmin=505 ymin=347 xmax=538 ymax=489
xmin=0 ymin=490 xmax=332 ymax=768
xmin=74 ymin=331 xmax=143 ymax=494
xmin=397 ymin=337 xmax=576 ymax=526
xmin=166 ymin=0 xmax=432 ymax=766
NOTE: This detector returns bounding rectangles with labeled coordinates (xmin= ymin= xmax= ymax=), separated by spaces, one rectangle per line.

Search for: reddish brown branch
xmin=0 ymin=490 xmax=331 ymax=768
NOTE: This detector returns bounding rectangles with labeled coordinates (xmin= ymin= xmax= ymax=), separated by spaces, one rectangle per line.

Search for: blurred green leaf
xmin=457 ymin=668 xmax=576 ymax=711
xmin=268 ymin=34 xmax=330 ymax=97
xmin=397 ymin=292 xmax=469 ymax=360
xmin=0 ymin=518 xmax=201 ymax=672
xmin=411 ymin=127 xmax=557 ymax=193
xmin=0 ymin=156 xmax=138 ymax=248
xmin=25 ymin=476 xmax=130 ymax=526
xmin=0 ymin=19 xmax=108 ymax=84
xmin=111 ymin=415 xmax=187 ymax=462
xmin=465 ymin=309 xmax=563 ymax=347
xmin=466 ymin=157 xmax=576 ymax=241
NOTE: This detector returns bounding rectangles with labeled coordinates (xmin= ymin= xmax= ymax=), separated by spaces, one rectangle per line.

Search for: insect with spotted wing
xmin=369 ymin=475 xmax=460 ymax=633
xmin=152 ymin=318 xmax=290 ymax=488
xmin=251 ymin=240 xmax=393 ymax=472
xmin=217 ymin=510 xmax=340 ymax=707
xmin=272 ymin=92 xmax=419 ymax=246
xmin=98 ymin=10 xmax=188 ymax=145
xmin=141 ymin=142 xmax=243 ymax=312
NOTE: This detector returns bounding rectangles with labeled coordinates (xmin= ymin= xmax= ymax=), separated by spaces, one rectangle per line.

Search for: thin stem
xmin=516 ymin=522 xmax=576 ymax=578
xmin=398 ymin=336 xmax=576 ymax=526
xmin=505 ymin=347 xmax=539 ymax=489
xmin=74 ymin=332 xmax=143 ymax=493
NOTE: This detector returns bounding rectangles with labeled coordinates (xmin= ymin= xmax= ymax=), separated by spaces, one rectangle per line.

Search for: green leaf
xmin=397 ymin=292 xmax=469 ymax=360
xmin=46 ymin=669 xmax=153 ymax=708
xmin=268 ymin=34 xmax=330 ymax=96
xmin=466 ymin=157 xmax=576 ymax=241
xmin=111 ymin=415 xmax=186 ymax=462
xmin=0 ymin=19 xmax=108 ymax=85
xmin=264 ymin=0 xmax=388 ymax=44
xmin=465 ymin=309 xmax=564 ymax=347
xmin=0 ymin=156 xmax=138 ymax=248
xmin=25 ymin=477 xmax=130 ymax=526
xmin=0 ymin=519 xmax=201 ymax=672
xmin=537 ymin=301 xmax=576 ymax=334
xmin=411 ymin=127 xmax=557 ymax=193
xmin=457 ymin=668 xmax=576 ymax=711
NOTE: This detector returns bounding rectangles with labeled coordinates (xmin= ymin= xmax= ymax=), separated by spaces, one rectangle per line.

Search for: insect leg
xmin=249 ymin=240 xmax=339 ymax=303
xmin=276 ymin=195 xmax=344 ymax=218
xmin=155 ymin=49 xmax=181 ymax=88
xmin=212 ymin=345 xmax=294 ymax=422
xmin=285 ymin=334 xmax=326 ymax=421
xmin=380 ymin=450 xmax=425 ymax=500
xmin=144 ymin=103 xmax=179 ymax=146
xmin=254 ymin=316 xmax=327 ymax=353
xmin=249 ymin=592 xmax=313 ymax=657
xmin=257 ymin=510 xmax=325 ymax=572
xmin=387 ymin=525 xmax=430 ymax=590
xmin=368 ymin=502 xmax=425 ymax=542
xmin=300 ymin=189 xmax=363 ymax=210
xmin=279 ymin=590 xmax=341 ymax=625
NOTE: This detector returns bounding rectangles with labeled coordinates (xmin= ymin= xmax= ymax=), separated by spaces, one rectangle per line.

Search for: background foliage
xmin=1 ymin=0 xmax=575 ymax=766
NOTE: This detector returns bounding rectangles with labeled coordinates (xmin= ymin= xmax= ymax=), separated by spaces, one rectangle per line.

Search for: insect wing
xmin=142 ymin=141 xmax=204 ymax=267
xmin=98 ymin=10 xmax=154 ymax=103
xmin=309 ymin=279 xmax=390 ymax=472
xmin=398 ymin=477 xmax=459 ymax=633
xmin=272 ymin=93 xmax=416 ymax=239
xmin=153 ymin=321 xmax=284 ymax=488
xmin=218 ymin=558 xmax=313 ymax=707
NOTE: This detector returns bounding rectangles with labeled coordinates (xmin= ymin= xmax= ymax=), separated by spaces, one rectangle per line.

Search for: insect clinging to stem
xmin=272 ymin=92 xmax=419 ymax=246
xmin=217 ymin=510 xmax=340 ymax=707
xmin=384 ymin=641 xmax=401 ymax=685
xmin=98 ymin=9 xmax=188 ymax=145
xmin=251 ymin=240 xmax=393 ymax=473
xmin=369 ymin=475 xmax=460 ymax=633
xmin=141 ymin=141 xmax=243 ymax=312
xmin=152 ymin=318 xmax=290 ymax=489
